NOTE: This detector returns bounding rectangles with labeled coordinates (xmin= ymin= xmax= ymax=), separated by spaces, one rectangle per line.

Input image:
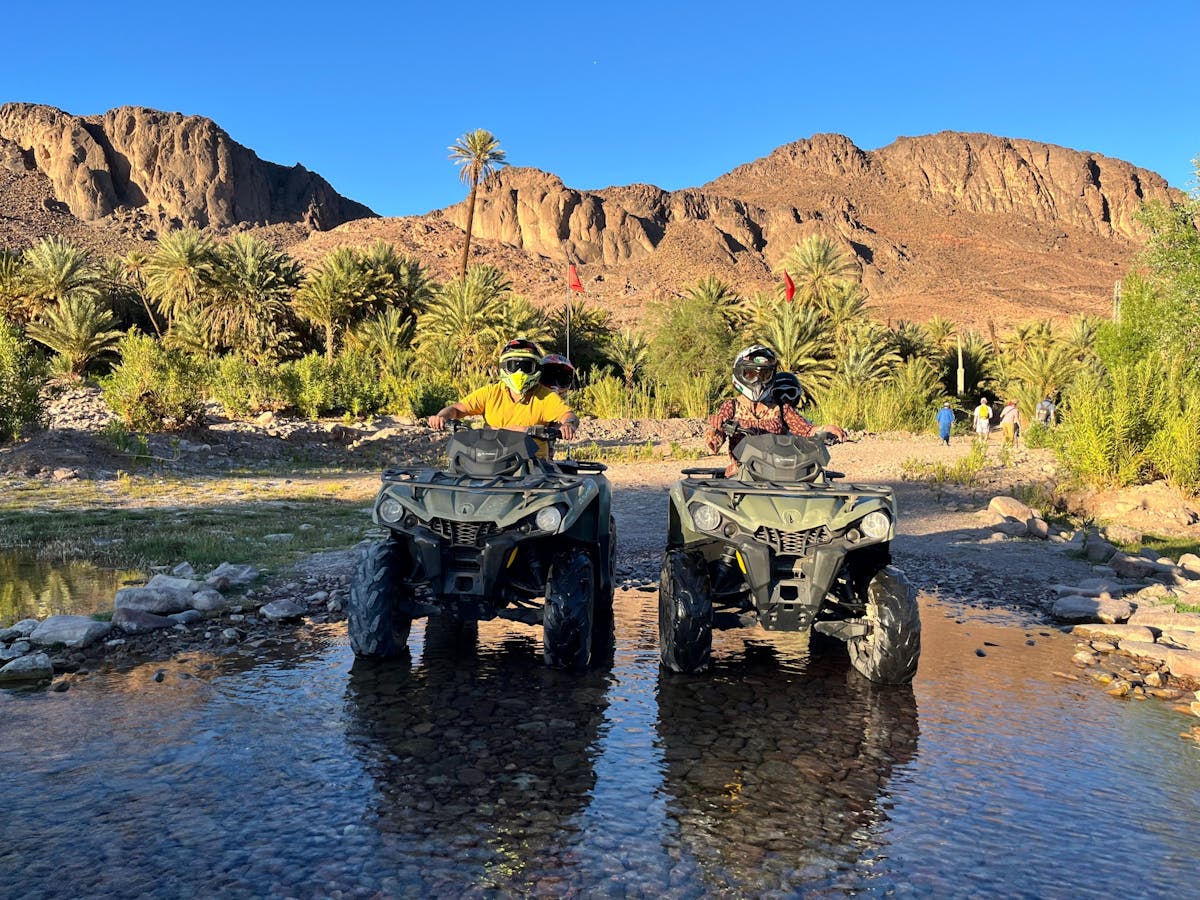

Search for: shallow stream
xmin=2 ymin=591 xmax=1198 ymax=897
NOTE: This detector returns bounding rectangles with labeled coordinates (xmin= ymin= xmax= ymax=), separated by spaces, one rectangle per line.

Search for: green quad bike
xmin=349 ymin=423 xmax=616 ymax=669
xmin=659 ymin=422 xmax=920 ymax=683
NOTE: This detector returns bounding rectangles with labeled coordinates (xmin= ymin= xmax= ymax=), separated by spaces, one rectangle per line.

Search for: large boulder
xmin=28 ymin=615 xmax=112 ymax=649
xmin=989 ymin=496 xmax=1034 ymax=521
xmin=1051 ymin=595 xmax=1132 ymax=624
xmin=113 ymin=607 xmax=176 ymax=634
xmin=0 ymin=652 xmax=54 ymax=683
xmin=114 ymin=586 xmax=194 ymax=615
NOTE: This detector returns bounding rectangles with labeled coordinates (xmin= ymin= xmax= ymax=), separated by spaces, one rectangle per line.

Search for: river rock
xmin=1103 ymin=524 xmax=1143 ymax=545
xmin=1164 ymin=648 xmax=1200 ymax=679
xmin=0 ymin=627 xmax=24 ymax=643
xmin=1178 ymin=553 xmax=1200 ymax=575
xmin=113 ymin=607 xmax=175 ymax=634
xmin=0 ymin=646 xmax=23 ymax=662
xmin=1129 ymin=609 xmax=1196 ymax=629
xmin=206 ymin=562 xmax=258 ymax=587
xmin=190 ymin=588 xmax=228 ymax=612
xmin=172 ymin=562 xmax=197 ymax=578
xmin=1070 ymin=623 xmax=1158 ymax=644
xmin=259 ymin=599 xmax=306 ymax=621
xmin=1116 ymin=641 xmax=1170 ymax=664
xmin=1110 ymin=553 xmax=1158 ymax=579
xmin=1027 ymin=517 xmax=1050 ymax=540
xmin=168 ymin=609 xmax=203 ymax=625
xmin=992 ymin=518 xmax=1028 ymax=537
xmin=1051 ymin=595 xmax=1132 ymax=624
xmin=114 ymin=586 xmax=194 ymax=615
xmin=1086 ymin=540 xmax=1118 ymax=564
xmin=0 ymin=652 xmax=54 ymax=683
xmin=29 ymin=615 xmax=112 ymax=649
xmin=988 ymin=496 xmax=1034 ymax=520
xmin=4 ymin=619 xmax=39 ymax=638
xmin=145 ymin=574 xmax=207 ymax=593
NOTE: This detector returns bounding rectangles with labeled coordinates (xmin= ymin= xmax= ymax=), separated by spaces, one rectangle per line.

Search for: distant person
xmin=1035 ymin=395 xmax=1057 ymax=427
xmin=1000 ymin=399 xmax=1021 ymax=446
xmin=428 ymin=339 xmax=579 ymax=455
xmin=936 ymin=401 xmax=955 ymax=446
xmin=972 ymin=397 xmax=992 ymax=442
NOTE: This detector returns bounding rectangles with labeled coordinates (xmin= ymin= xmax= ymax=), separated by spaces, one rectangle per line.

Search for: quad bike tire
xmin=847 ymin=565 xmax=921 ymax=684
xmin=659 ymin=549 xmax=713 ymax=674
xmin=543 ymin=547 xmax=596 ymax=670
xmin=348 ymin=538 xmax=413 ymax=658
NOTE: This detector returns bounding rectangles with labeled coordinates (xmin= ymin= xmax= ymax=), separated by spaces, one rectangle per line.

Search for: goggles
xmin=739 ymin=365 xmax=776 ymax=385
xmin=542 ymin=370 xmax=572 ymax=388
xmin=502 ymin=357 xmax=539 ymax=375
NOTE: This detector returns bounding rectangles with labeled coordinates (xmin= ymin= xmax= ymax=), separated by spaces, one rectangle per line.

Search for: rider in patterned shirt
xmin=705 ymin=346 xmax=845 ymax=474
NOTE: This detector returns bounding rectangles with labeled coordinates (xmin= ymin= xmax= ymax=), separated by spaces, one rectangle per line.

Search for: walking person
xmin=1000 ymin=399 xmax=1020 ymax=447
xmin=972 ymin=397 xmax=992 ymax=442
xmin=1035 ymin=395 xmax=1057 ymax=427
xmin=936 ymin=401 xmax=955 ymax=446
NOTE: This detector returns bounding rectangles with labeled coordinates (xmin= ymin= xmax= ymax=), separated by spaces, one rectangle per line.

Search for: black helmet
xmin=733 ymin=345 xmax=779 ymax=402
xmin=540 ymin=353 xmax=576 ymax=396
xmin=771 ymin=371 xmax=803 ymax=407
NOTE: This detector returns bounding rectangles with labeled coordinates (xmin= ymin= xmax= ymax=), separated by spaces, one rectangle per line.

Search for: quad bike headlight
xmin=691 ymin=504 xmax=722 ymax=532
xmin=378 ymin=498 xmax=404 ymax=524
xmin=860 ymin=510 xmax=891 ymax=541
xmin=535 ymin=505 xmax=564 ymax=533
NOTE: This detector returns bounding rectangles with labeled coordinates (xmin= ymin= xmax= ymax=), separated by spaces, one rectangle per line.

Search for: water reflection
xmin=0 ymin=550 xmax=142 ymax=623
xmin=343 ymin=619 xmax=614 ymax=894
xmin=656 ymin=635 xmax=919 ymax=895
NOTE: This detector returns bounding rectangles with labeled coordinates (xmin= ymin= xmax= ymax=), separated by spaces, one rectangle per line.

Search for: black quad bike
xmin=659 ymin=423 xmax=920 ymax=683
xmin=349 ymin=423 xmax=616 ymax=669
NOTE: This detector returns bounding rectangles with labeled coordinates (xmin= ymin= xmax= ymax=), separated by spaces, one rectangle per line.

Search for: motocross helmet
xmin=732 ymin=345 xmax=779 ymax=402
xmin=540 ymin=353 xmax=576 ymax=397
xmin=499 ymin=338 xmax=543 ymax=398
xmin=771 ymin=371 xmax=804 ymax=408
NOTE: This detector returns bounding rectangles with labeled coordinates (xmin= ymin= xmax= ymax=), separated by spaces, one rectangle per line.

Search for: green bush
xmin=288 ymin=353 xmax=336 ymax=419
xmin=334 ymin=348 xmax=386 ymax=419
xmin=101 ymin=333 xmax=205 ymax=431
xmin=1022 ymin=422 xmax=1056 ymax=449
xmin=396 ymin=377 xmax=459 ymax=418
xmin=0 ymin=322 xmax=45 ymax=441
xmin=208 ymin=354 xmax=294 ymax=418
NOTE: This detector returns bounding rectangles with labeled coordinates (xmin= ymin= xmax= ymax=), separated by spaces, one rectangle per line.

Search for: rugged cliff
xmin=0 ymin=103 xmax=375 ymax=231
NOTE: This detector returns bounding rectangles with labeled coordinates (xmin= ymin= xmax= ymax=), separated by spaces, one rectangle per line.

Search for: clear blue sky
xmin=4 ymin=1 xmax=1196 ymax=217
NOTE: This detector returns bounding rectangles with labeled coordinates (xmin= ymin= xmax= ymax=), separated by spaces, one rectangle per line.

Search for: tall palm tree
xmin=925 ymin=315 xmax=957 ymax=351
xmin=120 ymin=249 xmax=162 ymax=337
xmin=416 ymin=265 xmax=515 ymax=379
xmin=683 ymin=275 xmax=742 ymax=328
xmin=25 ymin=295 xmax=123 ymax=377
xmin=359 ymin=240 xmax=436 ymax=321
xmin=145 ymin=229 xmax=217 ymax=324
xmin=751 ymin=301 xmax=834 ymax=389
xmin=20 ymin=237 xmax=100 ymax=318
xmin=449 ymin=129 xmax=508 ymax=280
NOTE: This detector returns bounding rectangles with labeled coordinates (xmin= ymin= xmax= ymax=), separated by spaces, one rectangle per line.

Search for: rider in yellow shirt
xmin=428 ymin=339 xmax=579 ymax=447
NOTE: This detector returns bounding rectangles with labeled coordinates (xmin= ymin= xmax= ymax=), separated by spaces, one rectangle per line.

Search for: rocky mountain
xmin=0 ymin=103 xmax=375 ymax=242
xmin=0 ymin=103 xmax=1184 ymax=328
xmin=414 ymin=131 xmax=1181 ymax=326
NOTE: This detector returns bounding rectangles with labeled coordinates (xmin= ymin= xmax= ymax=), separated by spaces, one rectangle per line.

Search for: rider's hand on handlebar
xmin=559 ymin=421 xmax=577 ymax=441
xmin=428 ymin=414 xmax=448 ymax=431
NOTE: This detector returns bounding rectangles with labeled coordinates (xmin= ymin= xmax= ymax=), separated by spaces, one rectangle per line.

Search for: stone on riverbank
xmin=0 ymin=652 xmax=54 ymax=683
xmin=114 ymin=586 xmax=194 ymax=615
xmin=1164 ymin=648 xmax=1200 ymax=679
xmin=29 ymin=615 xmax=112 ymax=649
xmin=113 ymin=607 xmax=176 ymax=634
xmin=1070 ymin=623 xmax=1157 ymax=644
xmin=259 ymin=599 xmax=306 ymax=621
xmin=1051 ymin=595 xmax=1132 ymax=624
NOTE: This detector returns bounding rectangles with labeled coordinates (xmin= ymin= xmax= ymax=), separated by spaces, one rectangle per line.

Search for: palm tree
xmin=293 ymin=247 xmax=369 ymax=359
xmin=925 ymin=315 xmax=957 ymax=351
xmin=0 ymin=250 xmax=26 ymax=323
xmin=606 ymin=328 xmax=650 ymax=390
xmin=783 ymin=234 xmax=857 ymax=307
xmin=120 ymin=250 xmax=162 ymax=337
xmin=833 ymin=321 xmax=902 ymax=383
xmin=207 ymin=234 xmax=301 ymax=359
xmin=25 ymin=295 xmax=123 ymax=377
xmin=20 ymin=237 xmax=100 ymax=318
xmin=683 ymin=276 xmax=742 ymax=328
xmin=359 ymin=240 xmax=436 ymax=321
xmin=145 ymin=229 xmax=217 ymax=324
xmin=751 ymin=300 xmax=835 ymax=390
xmin=449 ymin=129 xmax=508 ymax=280
xmin=416 ymin=265 xmax=515 ymax=379
xmin=821 ymin=282 xmax=871 ymax=338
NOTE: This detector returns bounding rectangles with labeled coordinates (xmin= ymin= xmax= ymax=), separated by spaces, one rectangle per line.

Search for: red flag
xmin=568 ymin=263 xmax=584 ymax=293
xmin=783 ymin=270 xmax=795 ymax=303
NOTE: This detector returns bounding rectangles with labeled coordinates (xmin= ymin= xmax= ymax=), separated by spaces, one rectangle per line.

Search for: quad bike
xmin=659 ymin=422 xmax=920 ymax=683
xmin=349 ymin=423 xmax=616 ymax=669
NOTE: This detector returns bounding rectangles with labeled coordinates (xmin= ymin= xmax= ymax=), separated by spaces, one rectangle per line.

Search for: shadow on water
xmin=655 ymin=633 xmax=920 ymax=895
xmin=342 ymin=618 xmax=615 ymax=894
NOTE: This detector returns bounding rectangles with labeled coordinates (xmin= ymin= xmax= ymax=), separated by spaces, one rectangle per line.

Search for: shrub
xmin=288 ymin=352 xmax=336 ymax=419
xmin=334 ymin=348 xmax=386 ymax=419
xmin=208 ymin=354 xmax=294 ymax=418
xmin=101 ymin=333 xmax=205 ymax=431
xmin=0 ymin=322 xmax=45 ymax=440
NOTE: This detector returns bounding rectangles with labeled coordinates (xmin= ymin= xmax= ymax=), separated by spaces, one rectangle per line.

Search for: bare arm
xmin=428 ymin=401 xmax=470 ymax=430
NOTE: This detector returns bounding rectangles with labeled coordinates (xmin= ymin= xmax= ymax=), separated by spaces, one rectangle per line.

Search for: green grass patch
xmin=566 ymin=440 xmax=705 ymax=463
xmin=901 ymin=443 xmax=989 ymax=487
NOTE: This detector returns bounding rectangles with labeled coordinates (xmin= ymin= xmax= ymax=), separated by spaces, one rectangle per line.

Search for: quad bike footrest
xmin=813 ymin=619 xmax=870 ymax=641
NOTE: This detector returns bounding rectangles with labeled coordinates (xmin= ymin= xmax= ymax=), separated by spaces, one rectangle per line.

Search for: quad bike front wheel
xmin=659 ymin=549 xmax=713 ymax=674
xmin=847 ymin=565 xmax=921 ymax=684
xmin=543 ymin=547 xmax=596 ymax=670
xmin=348 ymin=538 xmax=413 ymax=658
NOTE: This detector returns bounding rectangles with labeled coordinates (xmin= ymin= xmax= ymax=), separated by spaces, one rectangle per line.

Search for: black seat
xmin=446 ymin=428 xmax=540 ymax=477
xmin=734 ymin=433 xmax=829 ymax=483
